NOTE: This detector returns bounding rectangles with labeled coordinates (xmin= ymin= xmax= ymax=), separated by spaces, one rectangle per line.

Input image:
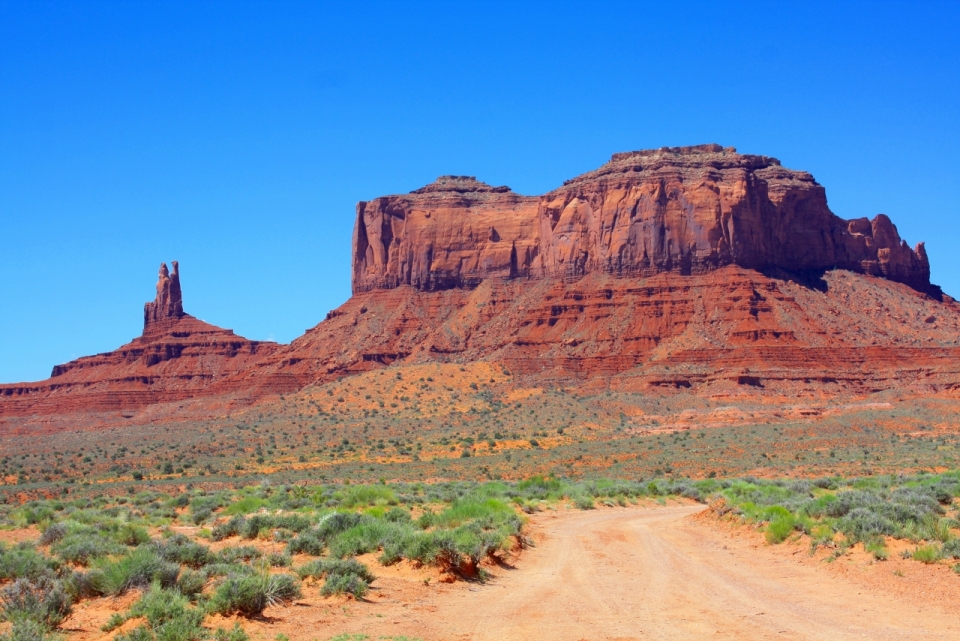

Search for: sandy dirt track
xmin=223 ymin=504 xmax=960 ymax=641
xmin=418 ymin=504 xmax=959 ymax=641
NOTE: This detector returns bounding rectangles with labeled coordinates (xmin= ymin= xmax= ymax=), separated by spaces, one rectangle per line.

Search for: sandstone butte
xmin=0 ymin=262 xmax=279 ymax=416
xmin=2 ymin=144 xmax=960 ymax=419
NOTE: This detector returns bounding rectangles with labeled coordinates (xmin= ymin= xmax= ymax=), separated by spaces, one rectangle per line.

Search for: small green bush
xmin=127 ymin=583 xmax=204 ymax=631
xmin=211 ymin=516 xmax=246 ymax=542
xmin=864 ymin=539 xmax=888 ymax=561
xmin=0 ymin=544 xmax=59 ymax=582
xmin=52 ymin=532 xmax=125 ymax=566
xmin=297 ymin=558 xmax=375 ymax=583
xmin=335 ymin=485 xmax=398 ymax=508
xmin=912 ymin=544 xmax=941 ymax=564
xmin=573 ymin=495 xmax=595 ymax=510
xmin=176 ymin=570 xmax=206 ymax=598
xmin=0 ymin=577 xmax=72 ymax=631
xmin=224 ymin=497 xmax=267 ymax=516
xmin=287 ymin=531 xmax=325 ymax=556
xmin=217 ymin=546 xmax=262 ymax=564
xmin=940 ymin=538 xmax=960 ymax=559
xmin=209 ymin=572 xmax=301 ymax=617
xmin=0 ymin=618 xmax=55 ymax=641
xmin=765 ymin=513 xmax=797 ymax=544
xmin=155 ymin=535 xmax=214 ymax=568
xmin=102 ymin=612 xmax=126 ymax=632
xmin=320 ymin=574 xmax=368 ymax=599
xmin=213 ymin=623 xmax=250 ymax=641
xmin=89 ymin=547 xmax=179 ymax=596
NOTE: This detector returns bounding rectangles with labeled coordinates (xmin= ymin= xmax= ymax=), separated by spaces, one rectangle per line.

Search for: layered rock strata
xmin=2 ymin=146 xmax=957 ymax=421
xmin=230 ymin=266 xmax=960 ymax=399
xmin=353 ymin=145 xmax=937 ymax=297
xmin=0 ymin=263 xmax=278 ymax=415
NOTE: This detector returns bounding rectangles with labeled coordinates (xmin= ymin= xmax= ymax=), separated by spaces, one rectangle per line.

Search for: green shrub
xmin=224 ymin=497 xmax=267 ymax=516
xmin=102 ymin=612 xmax=127 ymax=632
xmin=941 ymin=538 xmax=960 ymax=559
xmin=573 ymin=495 xmax=595 ymax=510
xmin=89 ymin=547 xmax=179 ymax=596
xmin=0 ymin=617 xmax=55 ymax=641
xmin=37 ymin=524 xmax=67 ymax=547
xmin=0 ymin=544 xmax=59 ymax=582
xmin=217 ymin=546 xmax=262 ymax=564
xmin=208 ymin=572 xmax=301 ymax=617
xmin=175 ymin=570 xmax=206 ymax=598
xmin=912 ymin=544 xmax=941 ymax=564
xmin=155 ymin=535 xmax=214 ymax=568
xmin=211 ymin=516 xmax=245 ymax=541
xmin=128 ymin=583 xmax=204 ymax=631
xmin=921 ymin=515 xmax=954 ymax=543
xmin=115 ymin=624 xmax=155 ymax=641
xmin=335 ymin=485 xmax=398 ymax=508
xmin=0 ymin=577 xmax=72 ymax=630
xmin=765 ymin=509 xmax=797 ymax=544
xmin=864 ymin=539 xmax=888 ymax=561
xmin=298 ymin=558 xmax=374 ymax=598
xmin=52 ymin=532 xmax=125 ymax=565
xmin=296 ymin=558 xmax=375 ymax=583
xmin=287 ymin=531 xmax=325 ymax=556
xmin=213 ymin=623 xmax=250 ymax=641
xmin=116 ymin=524 xmax=151 ymax=547
xmin=320 ymin=574 xmax=368 ymax=598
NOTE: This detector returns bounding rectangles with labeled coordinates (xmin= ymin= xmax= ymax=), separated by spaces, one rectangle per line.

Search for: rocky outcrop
xmin=0 ymin=262 xmax=279 ymax=416
xmin=2 ymin=147 xmax=957 ymax=423
xmin=353 ymin=145 xmax=937 ymax=297
xmin=143 ymin=261 xmax=184 ymax=330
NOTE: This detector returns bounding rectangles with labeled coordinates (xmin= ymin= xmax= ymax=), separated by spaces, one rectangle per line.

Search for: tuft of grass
xmin=911 ymin=544 xmax=941 ymax=564
xmin=223 ymin=497 xmax=267 ymax=516
xmin=89 ymin=547 xmax=179 ymax=596
xmin=864 ymin=539 xmax=888 ymax=561
xmin=335 ymin=485 xmax=398 ymax=508
xmin=208 ymin=571 xmax=301 ymax=617
xmin=764 ymin=507 xmax=797 ymax=544
xmin=101 ymin=612 xmax=126 ymax=632
xmin=213 ymin=623 xmax=250 ymax=641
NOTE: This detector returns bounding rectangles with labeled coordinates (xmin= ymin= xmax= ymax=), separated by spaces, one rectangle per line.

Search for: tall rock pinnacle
xmin=143 ymin=261 xmax=184 ymax=330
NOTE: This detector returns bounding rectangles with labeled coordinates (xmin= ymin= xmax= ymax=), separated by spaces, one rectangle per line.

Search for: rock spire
xmin=144 ymin=261 xmax=184 ymax=329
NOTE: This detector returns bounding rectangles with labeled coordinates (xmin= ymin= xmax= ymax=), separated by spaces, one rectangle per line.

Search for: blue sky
xmin=1 ymin=1 xmax=958 ymax=383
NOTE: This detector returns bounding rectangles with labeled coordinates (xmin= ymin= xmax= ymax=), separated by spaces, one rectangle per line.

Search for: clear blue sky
xmin=2 ymin=1 xmax=958 ymax=383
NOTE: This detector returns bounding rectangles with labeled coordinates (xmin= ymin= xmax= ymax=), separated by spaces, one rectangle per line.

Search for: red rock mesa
xmin=3 ymin=145 xmax=958 ymax=419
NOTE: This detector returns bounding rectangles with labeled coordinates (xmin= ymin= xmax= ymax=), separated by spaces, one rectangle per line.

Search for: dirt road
xmin=415 ymin=504 xmax=958 ymax=640
xmin=243 ymin=504 xmax=960 ymax=641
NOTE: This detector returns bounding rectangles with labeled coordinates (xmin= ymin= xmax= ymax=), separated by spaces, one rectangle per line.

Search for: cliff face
xmin=352 ymin=145 xmax=936 ymax=297
xmin=0 ymin=262 xmax=279 ymax=416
